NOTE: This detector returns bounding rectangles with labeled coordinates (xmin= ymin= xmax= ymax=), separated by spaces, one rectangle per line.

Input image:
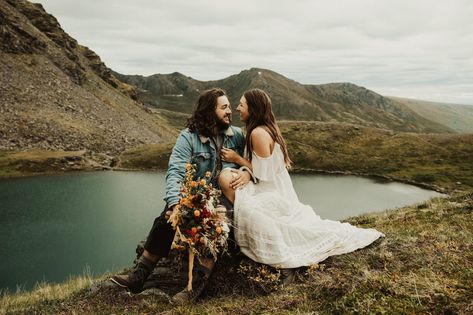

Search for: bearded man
xmin=111 ymin=88 xmax=251 ymax=304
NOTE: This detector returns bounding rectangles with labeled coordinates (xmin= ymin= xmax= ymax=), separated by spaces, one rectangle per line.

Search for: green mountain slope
xmin=390 ymin=97 xmax=473 ymax=133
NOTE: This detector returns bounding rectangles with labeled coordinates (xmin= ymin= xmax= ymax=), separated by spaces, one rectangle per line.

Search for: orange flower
xmin=180 ymin=197 xmax=193 ymax=208
xmin=215 ymin=226 xmax=222 ymax=234
xmin=200 ymin=179 xmax=206 ymax=186
xmin=191 ymin=181 xmax=197 ymax=187
xmin=194 ymin=210 xmax=201 ymax=217
xmin=191 ymin=227 xmax=197 ymax=234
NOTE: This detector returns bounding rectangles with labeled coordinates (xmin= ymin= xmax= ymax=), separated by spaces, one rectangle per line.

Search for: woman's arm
xmin=250 ymin=127 xmax=274 ymax=158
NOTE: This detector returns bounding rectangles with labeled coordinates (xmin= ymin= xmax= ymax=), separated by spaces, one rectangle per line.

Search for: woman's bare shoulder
xmin=250 ymin=126 xmax=272 ymax=139
xmin=251 ymin=126 xmax=274 ymax=157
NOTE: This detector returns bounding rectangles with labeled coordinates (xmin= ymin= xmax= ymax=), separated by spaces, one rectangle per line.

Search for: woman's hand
xmin=229 ymin=169 xmax=251 ymax=190
xmin=220 ymin=148 xmax=241 ymax=164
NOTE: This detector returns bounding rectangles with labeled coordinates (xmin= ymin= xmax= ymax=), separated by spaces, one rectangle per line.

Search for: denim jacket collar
xmin=198 ymin=127 xmax=235 ymax=143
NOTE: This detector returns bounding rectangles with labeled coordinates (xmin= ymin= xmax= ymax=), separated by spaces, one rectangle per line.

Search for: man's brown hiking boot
xmin=110 ymin=255 xmax=157 ymax=293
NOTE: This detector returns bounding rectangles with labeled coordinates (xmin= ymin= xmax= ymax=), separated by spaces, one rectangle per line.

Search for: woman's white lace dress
xmin=233 ymin=143 xmax=384 ymax=268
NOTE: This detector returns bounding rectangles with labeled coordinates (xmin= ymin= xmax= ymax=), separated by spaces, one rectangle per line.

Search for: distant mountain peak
xmin=246 ymin=67 xmax=278 ymax=75
xmin=169 ymin=71 xmax=186 ymax=77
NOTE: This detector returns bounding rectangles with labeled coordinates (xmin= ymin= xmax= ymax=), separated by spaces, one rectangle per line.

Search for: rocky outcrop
xmin=1 ymin=0 xmax=136 ymax=93
xmin=0 ymin=0 xmax=177 ymax=155
xmin=84 ymin=47 xmax=137 ymax=100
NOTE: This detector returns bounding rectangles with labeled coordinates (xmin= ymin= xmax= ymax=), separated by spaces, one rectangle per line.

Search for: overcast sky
xmin=37 ymin=0 xmax=473 ymax=105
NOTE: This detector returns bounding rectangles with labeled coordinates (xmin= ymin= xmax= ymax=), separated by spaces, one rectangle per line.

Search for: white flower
xmin=222 ymin=222 xmax=230 ymax=234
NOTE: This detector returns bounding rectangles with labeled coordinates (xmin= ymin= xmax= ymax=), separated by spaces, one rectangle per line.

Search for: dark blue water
xmin=0 ymin=171 xmax=443 ymax=292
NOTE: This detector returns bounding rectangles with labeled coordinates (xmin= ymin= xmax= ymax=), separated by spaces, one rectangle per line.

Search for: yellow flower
xmin=186 ymin=163 xmax=192 ymax=170
xmin=200 ymin=179 xmax=206 ymax=186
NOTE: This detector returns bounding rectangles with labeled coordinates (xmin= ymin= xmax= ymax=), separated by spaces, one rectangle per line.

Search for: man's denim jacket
xmin=164 ymin=126 xmax=245 ymax=208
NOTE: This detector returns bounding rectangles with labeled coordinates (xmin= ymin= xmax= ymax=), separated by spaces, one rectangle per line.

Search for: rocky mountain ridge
xmin=115 ymin=68 xmax=453 ymax=133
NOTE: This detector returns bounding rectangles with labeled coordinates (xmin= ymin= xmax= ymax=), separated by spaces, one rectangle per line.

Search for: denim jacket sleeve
xmin=164 ymin=130 xmax=193 ymax=208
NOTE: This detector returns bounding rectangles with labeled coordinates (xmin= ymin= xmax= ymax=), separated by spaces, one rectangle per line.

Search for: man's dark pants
xmin=143 ymin=205 xmax=175 ymax=257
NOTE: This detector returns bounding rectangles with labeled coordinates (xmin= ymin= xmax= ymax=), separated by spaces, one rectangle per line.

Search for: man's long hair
xmin=187 ymin=88 xmax=227 ymax=137
xmin=243 ymin=89 xmax=292 ymax=168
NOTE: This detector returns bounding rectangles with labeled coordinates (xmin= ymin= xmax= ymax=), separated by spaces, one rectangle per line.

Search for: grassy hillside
xmin=3 ymin=122 xmax=471 ymax=191
xmin=279 ymin=122 xmax=473 ymax=192
xmin=117 ymin=122 xmax=473 ymax=193
xmin=2 ymin=192 xmax=471 ymax=314
xmin=390 ymin=97 xmax=473 ymax=133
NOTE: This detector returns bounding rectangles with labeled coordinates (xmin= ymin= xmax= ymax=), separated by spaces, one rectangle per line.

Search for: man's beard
xmin=215 ymin=114 xmax=232 ymax=130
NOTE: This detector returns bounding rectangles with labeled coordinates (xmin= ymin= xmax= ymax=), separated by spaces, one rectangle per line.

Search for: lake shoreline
xmin=0 ymin=164 xmax=449 ymax=195
xmin=0 ymin=152 xmax=450 ymax=194
xmin=290 ymin=167 xmax=449 ymax=194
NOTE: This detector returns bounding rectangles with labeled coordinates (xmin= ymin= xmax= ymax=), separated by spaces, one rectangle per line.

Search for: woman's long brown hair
xmin=243 ymin=89 xmax=292 ymax=168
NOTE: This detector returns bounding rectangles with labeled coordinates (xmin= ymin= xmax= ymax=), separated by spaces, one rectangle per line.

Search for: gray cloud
xmin=37 ymin=0 xmax=473 ymax=105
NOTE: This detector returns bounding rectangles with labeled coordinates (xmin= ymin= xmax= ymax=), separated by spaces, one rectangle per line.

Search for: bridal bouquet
xmin=168 ymin=163 xmax=230 ymax=290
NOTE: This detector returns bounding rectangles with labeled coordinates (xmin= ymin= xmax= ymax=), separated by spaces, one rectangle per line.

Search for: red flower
xmin=192 ymin=194 xmax=203 ymax=204
xmin=202 ymin=208 xmax=211 ymax=218
xmin=186 ymin=229 xmax=196 ymax=237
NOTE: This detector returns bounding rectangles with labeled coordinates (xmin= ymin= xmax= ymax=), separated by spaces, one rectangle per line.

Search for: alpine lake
xmin=0 ymin=171 xmax=444 ymax=292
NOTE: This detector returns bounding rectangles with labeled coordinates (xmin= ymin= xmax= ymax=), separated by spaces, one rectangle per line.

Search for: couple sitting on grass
xmin=110 ymin=88 xmax=384 ymax=304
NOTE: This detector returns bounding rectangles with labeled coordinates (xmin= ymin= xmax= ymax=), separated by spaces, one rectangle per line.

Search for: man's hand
xmin=220 ymin=148 xmax=241 ymax=164
xmin=229 ymin=169 xmax=251 ymax=190
xmin=165 ymin=204 xmax=177 ymax=220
